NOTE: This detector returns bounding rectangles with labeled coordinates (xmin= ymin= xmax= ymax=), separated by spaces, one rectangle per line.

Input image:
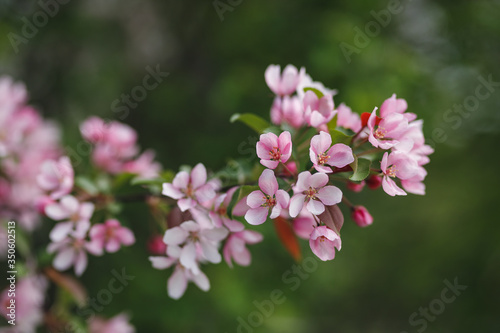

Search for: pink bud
xmin=346 ymin=180 xmax=365 ymax=193
xmin=366 ymin=175 xmax=382 ymax=190
xmin=351 ymin=206 xmax=373 ymax=227
xmin=147 ymin=234 xmax=167 ymax=255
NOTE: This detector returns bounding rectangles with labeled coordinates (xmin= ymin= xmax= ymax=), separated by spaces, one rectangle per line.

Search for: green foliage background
xmin=1 ymin=0 xmax=499 ymax=332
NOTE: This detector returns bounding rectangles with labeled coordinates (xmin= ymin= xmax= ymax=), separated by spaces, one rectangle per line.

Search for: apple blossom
xmin=162 ymin=163 xmax=216 ymax=211
xmin=36 ymin=156 xmax=74 ymax=199
xmin=337 ymin=103 xmax=362 ymax=132
xmin=380 ymin=151 xmax=419 ymax=196
xmin=367 ymin=107 xmax=408 ymax=150
xmin=256 ymin=131 xmax=292 ymax=169
xmin=209 ymin=188 xmax=245 ymax=232
xmin=45 ymin=195 xmax=94 ymax=242
xmin=309 ymin=131 xmax=354 ymax=173
xmin=303 ymin=90 xmax=336 ymax=128
xmin=223 ymin=230 xmax=263 ymax=268
xmin=289 ymin=171 xmax=343 ymax=217
xmin=89 ymin=219 xmax=135 ymax=253
xmin=88 ymin=313 xmax=135 ymax=333
xmin=309 ymin=225 xmax=342 ymax=261
xmin=265 ymin=64 xmax=305 ymax=96
xmin=244 ymin=169 xmax=290 ymax=225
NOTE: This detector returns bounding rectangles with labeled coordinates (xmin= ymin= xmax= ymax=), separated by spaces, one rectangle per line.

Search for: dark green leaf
xmin=330 ymin=129 xmax=353 ymax=145
xmin=349 ymin=156 xmax=371 ymax=181
xmin=230 ymin=113 xmax=271 ymax=134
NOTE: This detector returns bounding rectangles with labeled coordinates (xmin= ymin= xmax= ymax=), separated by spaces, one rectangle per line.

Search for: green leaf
xmin=130 ymin=177 xmax=166 ymax=186
xmin=303 ymin=87 xmax=324 ymax=99
xmin=75 ymin=176 xmax=98 ymax=195
xmin=349 ymin=156 xmax=371 ymax=181
xmin=226 ymin=185 xmax=260 ymax=219
xmin=230 ymin=113 xmax=271 ymax=134
xmin=327 ymin=114 xmax=338 ymax=132
xmin=330 ymin=129 xmax=352 ymax=145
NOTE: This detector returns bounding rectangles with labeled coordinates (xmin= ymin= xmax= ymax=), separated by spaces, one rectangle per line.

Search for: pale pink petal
xmin=233 ymin=247 xmax=252 ymax=267
xmin=278 ymin=131 xmax=292 ymax=161
xmin=244 ymin=207 xmax=269 ymax=225
xmin=195 ymin=184 xmax=216 ymax=202
xmin=162 ymin=183 xmax=184 ymax=199
xmin=307 ymin=199 xmax=325 ymax=215
xmin=309 ymin=172 xmax=329 ymax=188
xmin=168 ymin=266 xmax=188 ymax=300
xmin=280 ymin=65 xmax=300 ymax=95
xmin=172 ymin=171 xmax=189 ymax=189
xmin=191 ymin=271 xmax=210 ymax=291
xmin=199 ymin=239 xmax=222 ymax=263
xmin=116 ymin=228 xmax=135 ymax=246
xmin=49 ymin=222 xmax=74 ymax=242
xmin=191 ymin=163 xmax=207 ymax=189
xmin=401 ymin=180 xmax=426 ymax=195
xmin=242 ymin=230 xmax=264 ymax=244
xmin=260 ymin=159 xmax=280 ymax=169
xmin=310 ymin=237 xmax=336 ymax=261
xmin=178 ymin=198 xmax=195 ymax=212
xmin=295 ymin=171 xmax=311 ymax=192
xmin=53 ymin=247 xmax=75 ymax=271
xmin=74 ymin=250 xmax=88 ymax=276
xmin=180 ymin=220 xmax=200 ymax=232
xmin=247 ymin=190 xmax=265 ymax=208
xmin=59 ymin=195 xmax=79 ymax=214
xmin=326 ymin=144 xmax=354 ymax=168
xmin=202 ymin=227 xmax=229 ymax=242
xmin=380 ymin=152 xmax=389 ymax=173
xmin=382 ymin=177 xmax=406 ymax=196
xmin=265 ymin=65 xmax=281 ymax=95
xmin=259 ymin=132 xmax=279 ymax=151
xmin=258 ymin=169 xmax=278 ymax=196
xmin=105 ymin=239 xmax=121 ymax=253
xmin=311 ymin=131 xmax=332 ymax=155
xmin=275 ymin=190 xmax=290 ymax=208
xmin=316 ymin=186 xmax=343 ymax=206
xmin=256 ymin=141 xmax=271 ymax=160
xmin=45 ymin=203 xmax=70 ymax=221
xmin=289 ymin=194 xmax=306 ymax=218
xmin=163 ymin=226 xmax=188 ymax=245
xmin=149 ymin=256 xmax=176 ymax=270
xmin=313 ymin=164 xmax=332 ymax=173
xmin=269 ymin=205 xmax=282 ymax=219
xmin=293 ymin=216 xmax=316 ymax=239
xmin=222 ymin=217 xmax=245 ymax=232
xmin=180 ymin=242 xmax=198 ymax=274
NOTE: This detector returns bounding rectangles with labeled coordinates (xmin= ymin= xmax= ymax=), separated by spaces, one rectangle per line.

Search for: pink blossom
xmin=80 ymin=116 xmax=107 ymax=143
xmin=309 ymin=225 xmax=341 ymax=261
xmin=209 ymin=188 xmax=245 ymax=232
xmin=147 ymin=234 xmax=167 ymax=255
xmin=45 ymin=195 xmax=94 ymax=242
xmin=292 ymin=210 xmax=316 ymax=239
xmin=0 ymin=275 xmax=47 ymax=333
xmin=401 ymin=166 xmax=428 ymax=195
xmin=256 ymin=131 xmax=292 ymax=169
xmin=162 ymin=220 xmax=229 ymax=273
xmin=303 ymin=90 xmax=336 ymax=128
xmin=351 ymin=206 xmax=373 ymax=227
xmin=380 ymin=152 xmax=419 ymax=196
xmin=265 ymin=64 xmax=305 ymax=96
xmin=47 ymin=233 xmax=103 ymax=276
xmin=35 ymin=195 xmax=55 ymax=214
xmin=289 ymin=171 xmax=342 ymax=217
xmin=347 ymin=180 xmax=365 ymax=193
xmin=296 ymin=73 xmax=338 ymax=99
xmin=37 ymin=156 xmax=74 ymax=199
xmin=88 ymin=313 xmax=135 ymax=333
xmin=223 ymin=230 xmax=263 ymax=268
xmin=270 ymin=96 xmax=305 ymax=128
xmin=396 ymin=119 xmax=434 ymax=166
xmin=309 ymin=131 xmax=354 ymax=173
xmin=380 ymin=93 xmax=416 ymax=122
xmin=336 ymin=103 xmax=362 ymax=132
xmin=162 ymin=163 xmax=216 ymax=212
xmin=244 ymin=169 xmax=290 ymax=225
xmin=149 ymin=245 xmax=210 ymax=300
xmin=367 ymin=107 xmax=408 ymax=149
xmin=89 ymin=219 xmax=135 ymax=253
xmin=122 ymin=150 xmax=161 ymax=179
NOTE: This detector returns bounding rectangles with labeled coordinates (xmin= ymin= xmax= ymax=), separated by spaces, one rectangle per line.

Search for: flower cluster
xmin=152 ymin=164 xmax=263 ymax=299
xmin=0 ymin=77 xmax=61 ymax=231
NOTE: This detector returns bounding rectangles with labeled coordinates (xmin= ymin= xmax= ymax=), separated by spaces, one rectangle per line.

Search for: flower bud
xmin=351 ymin=206 xmax=373 ymax=227
xmin=347 ymin=180 xmax=365 ymax=193
xmin=366 ymin=175 xmax=382 ymax=190
xmin=147 ymin=234 xmax=167 ymax=255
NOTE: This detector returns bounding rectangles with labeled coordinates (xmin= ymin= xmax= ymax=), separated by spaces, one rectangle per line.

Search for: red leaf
xmin=318 ymin=205 xmax=344 ymax=235
xmin=273 ymin=216 xmax=302 ymax=262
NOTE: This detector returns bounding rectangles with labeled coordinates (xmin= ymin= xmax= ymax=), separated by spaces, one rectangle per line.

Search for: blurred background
xmin=1 ymin=0 xmax=500 ymax=332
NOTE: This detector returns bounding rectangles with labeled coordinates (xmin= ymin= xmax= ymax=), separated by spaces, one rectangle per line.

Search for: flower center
xmin=319 ymin=236 xmax=326 ymax=243
xmin=217 ymin=206 xmax=227 ymax=216
xmin=262 ymin=195 xmax=276 ymax=208
xmin=105 ymin=227 xmax=115 ymax=240
xmin=374 ymin=127 xmax=387 ymax=139
xmin=268 ymin=147 xmax=281 ymax=161
xmin=185 ymin=184 xmax=194 ymax=197
xmin=318 ymin=153 xmax=330 ymax=165
xmin=386 ymin=165 xmax=397 ymax=178
xmin=303 ymin=187 xmax=318 ymax=201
